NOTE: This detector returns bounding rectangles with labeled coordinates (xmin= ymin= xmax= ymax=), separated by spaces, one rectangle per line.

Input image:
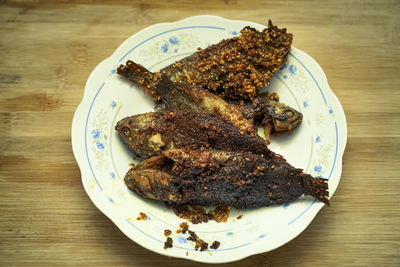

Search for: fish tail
xmin=301 ymin=175 xmax=329 ymax=205
xmin=117 ymin=60 xmax=160 ymax=100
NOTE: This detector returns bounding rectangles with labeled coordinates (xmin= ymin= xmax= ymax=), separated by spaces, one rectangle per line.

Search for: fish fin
xmin=301 ymin=175 xmax=329 ymax=205
xmin=263 ymin=123 xmax=273 ymax=140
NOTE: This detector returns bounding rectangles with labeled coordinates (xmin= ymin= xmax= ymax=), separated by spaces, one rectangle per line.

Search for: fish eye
xmin=123 ymin=127 xmax=130 ymax=136
xmin=285 ymin=110 xmax=294 ymax=117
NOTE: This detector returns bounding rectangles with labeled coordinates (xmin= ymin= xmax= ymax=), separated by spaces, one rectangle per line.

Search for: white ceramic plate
xmin=72 ymin=15 xmax=347 ymax=263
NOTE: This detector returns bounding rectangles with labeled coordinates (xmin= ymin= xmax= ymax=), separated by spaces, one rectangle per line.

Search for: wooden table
xmin=1 ymin=0 xmax=399 ymax=266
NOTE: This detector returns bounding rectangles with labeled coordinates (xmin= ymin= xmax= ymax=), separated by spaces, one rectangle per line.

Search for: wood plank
xmin=0 ymin=0 xmax=399 ymax=265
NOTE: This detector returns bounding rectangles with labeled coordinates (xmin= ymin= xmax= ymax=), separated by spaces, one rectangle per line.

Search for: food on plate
xmin=164 ymin=216 xmax=222 ymax=251
xmin=164 ymin=237 xmax=173 ymax=249
xmin=242 ymin=96 xmax=302 ymax=138
xmin=115 ymin=110 xmax=274 ymax=158
xmin=136 ymin=212 xmax=147 ymax=220
xmin=155 ymin=74 xmax=254 ymax=134
xmin=182 ymin=223 xmax=220 ymax=251
xmin=170 ymin=204 xmax=231 ymax=224
xmin=187 ymin=230 xmax=208 ymax=251
xmin=124 ymin=148 xmax=329 ymax=209
xmin=115 ymin=19 xmax=329 ymax=220
xmin=164 ymin=229 xmax=172 ymax=236
xmin=171 ymin=205 xmax=213 ymax=224
xmin=210 ymin=241 xmax=220 ymax=250
xmin=117 ymin=20 xmax=292 ymax=100
xmin=179 ymin=222 xmax=188 ymax=234
xmin=155 ymin=75 xmax=302 ymax=136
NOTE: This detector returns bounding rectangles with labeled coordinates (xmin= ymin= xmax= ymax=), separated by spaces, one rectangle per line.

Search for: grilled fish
xmin=125 ymin=148 xmax=329 ymax=208
xmin=155 ymin=75 xmax=302 ymax=136
xmin=115 ymin=110 xmax=273 ymax=158
xmin=117 ymin=20 xmax=292 ymax=101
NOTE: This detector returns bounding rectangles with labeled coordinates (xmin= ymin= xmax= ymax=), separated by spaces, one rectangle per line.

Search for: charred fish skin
xmin=155 ymin=74 xmax=255 ymax=134
xmin=115 ymin=110 xmax=273 ymax=159
xmin=124 ymin=148 xmax=329 ymax=208
xmin=117 ymin=20 xmax=292 ymax=101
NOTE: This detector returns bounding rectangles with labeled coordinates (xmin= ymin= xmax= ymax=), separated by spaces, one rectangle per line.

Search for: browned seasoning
xmin=210 ymin=241 xmax=221 ymax=250
xmin=186 ymin=251 xmax=189 ymax=256
xmin=164 ymin=237 xmax=173 ymax=249
xmin=198 ymin=240 xmax=208 ymax=252
xmin=237 ymin=215 xmax=243 ymax=220
xmin=187 ymin=230 xmax=197 ymax=242
xmin=164 ymin=229 xmax=172 ymax=237
xmin=179 ymin=222 xmax=189 ymax=234
xmin=172 ymin=205 xmax=213 ymax=224
xmin=136 ymin=212 xmax=147 ymax=220
xmin=177 ymin=225 xmax=221 ymax=252
xmin=210 ymin=206 xmax=232 ymax=223
xmin=187 ymin=230 xmax=208 ymax=251
xmin=117 ymin=20 xmax=292 ymax=101
xmin=259 ymin=91 xmax=280 ymax=102
xmin=172 ymin=204 xmax=231 ymax=224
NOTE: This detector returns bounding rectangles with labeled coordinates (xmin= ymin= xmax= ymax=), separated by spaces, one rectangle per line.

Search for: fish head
xmin=268 ymin=101 xmax=303 ymax=134
xmin=115 ymin=113 xmax=167 ymax=157
xmin=125 ymin=155 xmax=179 ymax=201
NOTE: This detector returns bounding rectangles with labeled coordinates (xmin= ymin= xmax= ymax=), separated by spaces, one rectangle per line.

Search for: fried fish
xmin=125 ymin=148 xmax=329 ymax=208
xmin=155 ymin=74 xmax=255 ymax=134
xmin=115 ymin=110 xmax=273 ymax=158
xmin=117 ymin=20 xmax=292 ymax=101
xmin=155 ymin=75 xmax=302 ymax=136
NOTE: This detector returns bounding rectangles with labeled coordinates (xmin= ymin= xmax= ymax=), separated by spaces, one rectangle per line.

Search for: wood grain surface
xmin=1 ymin=0 xmax=399 ymax=266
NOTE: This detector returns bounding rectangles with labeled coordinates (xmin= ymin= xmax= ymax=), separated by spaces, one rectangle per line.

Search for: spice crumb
xmin=164 ymin=237 xmax=173 ymax=249
xmin=179 ymin=222 xmax=189 ymax=234
xmin=200 ymin=241 xmax=208 ymax=251
xmin=136 ymin=212 xmax=147 ymax=220
xmin=187 ymin=230 xmax=197 ymax=242
xmin=210 ymin=241 xmax=220 ymax=250
xmin=237 ymin=215 xmax=243 ymax=220
xmin=164 ymin=229 xmax=172 ymax=236
xmin=210 ymin=206 xmax=231 ymax=223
